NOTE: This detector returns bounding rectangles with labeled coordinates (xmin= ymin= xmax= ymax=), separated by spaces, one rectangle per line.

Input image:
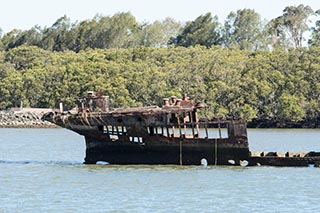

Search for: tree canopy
xmin=2 ymin=4 xmax=320 ymax=127
xmin=0 ymin=45 xmax=320 ymax=127
xmin=0 ymin=4 xmax=318 ymax=51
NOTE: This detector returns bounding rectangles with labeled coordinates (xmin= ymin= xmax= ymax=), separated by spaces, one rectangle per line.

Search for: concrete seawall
xmin=0 ymin=109 xmax=58 ymax=128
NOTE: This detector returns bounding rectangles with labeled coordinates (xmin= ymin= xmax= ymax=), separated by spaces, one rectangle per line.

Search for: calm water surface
xmin=0 ymin=128 xmax=320 ymax=212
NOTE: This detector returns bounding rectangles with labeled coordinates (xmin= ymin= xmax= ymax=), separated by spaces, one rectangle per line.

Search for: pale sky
xmin=1 ymin=0 xmax=320 ymax=33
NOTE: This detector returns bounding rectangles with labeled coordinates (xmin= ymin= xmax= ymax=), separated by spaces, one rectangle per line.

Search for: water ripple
xmin=0 ymin=160 xmax=82 ymax=165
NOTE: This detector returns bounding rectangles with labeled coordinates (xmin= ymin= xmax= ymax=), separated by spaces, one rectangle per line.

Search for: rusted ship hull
xmin=84 ymin=142 xmax=320 ymax=166
xmin=42 ymin=92 xmax=320 ymax=167
xmin=249 ymin=157 xmax=310 ymax=167
xmin=60 ymin=123 xmax=250 ymax=165
xmin=84 ymin=138 xmax=249 ymax=165
xmin=249 ymin=152 xmax=320 ymax=167
xmin=41 ymin=92 xmax=251 ymax=165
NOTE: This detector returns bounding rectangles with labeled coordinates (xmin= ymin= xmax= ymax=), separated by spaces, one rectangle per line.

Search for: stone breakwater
xmin=0 ymin=111 xmax=57 ymax=128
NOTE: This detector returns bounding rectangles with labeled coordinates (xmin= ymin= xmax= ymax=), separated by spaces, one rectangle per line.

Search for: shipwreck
xmin=42 ymin=92 xmax=320 ymax=167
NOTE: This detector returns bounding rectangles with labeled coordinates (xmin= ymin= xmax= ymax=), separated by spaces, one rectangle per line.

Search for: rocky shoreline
xmin=1 ymin=109 xmax=319 ymax=129
xmin=0 ymin=110 xmax=58 ymax=128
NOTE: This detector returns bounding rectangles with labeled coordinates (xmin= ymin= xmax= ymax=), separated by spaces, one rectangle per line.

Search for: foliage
xmin=169 ymin=13 xmax=222 ymax=48
xmin=272 ymin=4 xmax=314 ymax=48
xmin=223 ymin=9 xmax=267 ymax=50
xmin=0 ymin=45 xmax=320 ymax=127
xmin=309 ymin=9 xmax=320 ymax=46
xmin=1 ymin=6 xmax=320 ymax=127
xmin=0 ymin=5 xmax=319 ymax=51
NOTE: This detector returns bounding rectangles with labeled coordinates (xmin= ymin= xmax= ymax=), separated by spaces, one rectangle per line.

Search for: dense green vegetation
xmin=1 ymin=4 xmax=320 ymax=127
xmin=1 ymin=45 xmax=320 ymax=127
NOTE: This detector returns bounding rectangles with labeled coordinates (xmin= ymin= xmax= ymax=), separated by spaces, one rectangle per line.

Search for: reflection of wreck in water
xmin=43 ymin=92 xmax=320 ymax=167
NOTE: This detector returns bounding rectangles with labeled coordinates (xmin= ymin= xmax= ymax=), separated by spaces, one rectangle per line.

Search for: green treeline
xmin=0 ymin=4 xmax=319 ymax=51
xmin=1 ymin=45 xmax=320 ymax=127
xmin=1 ymin=4 xmax=320 ymax=127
